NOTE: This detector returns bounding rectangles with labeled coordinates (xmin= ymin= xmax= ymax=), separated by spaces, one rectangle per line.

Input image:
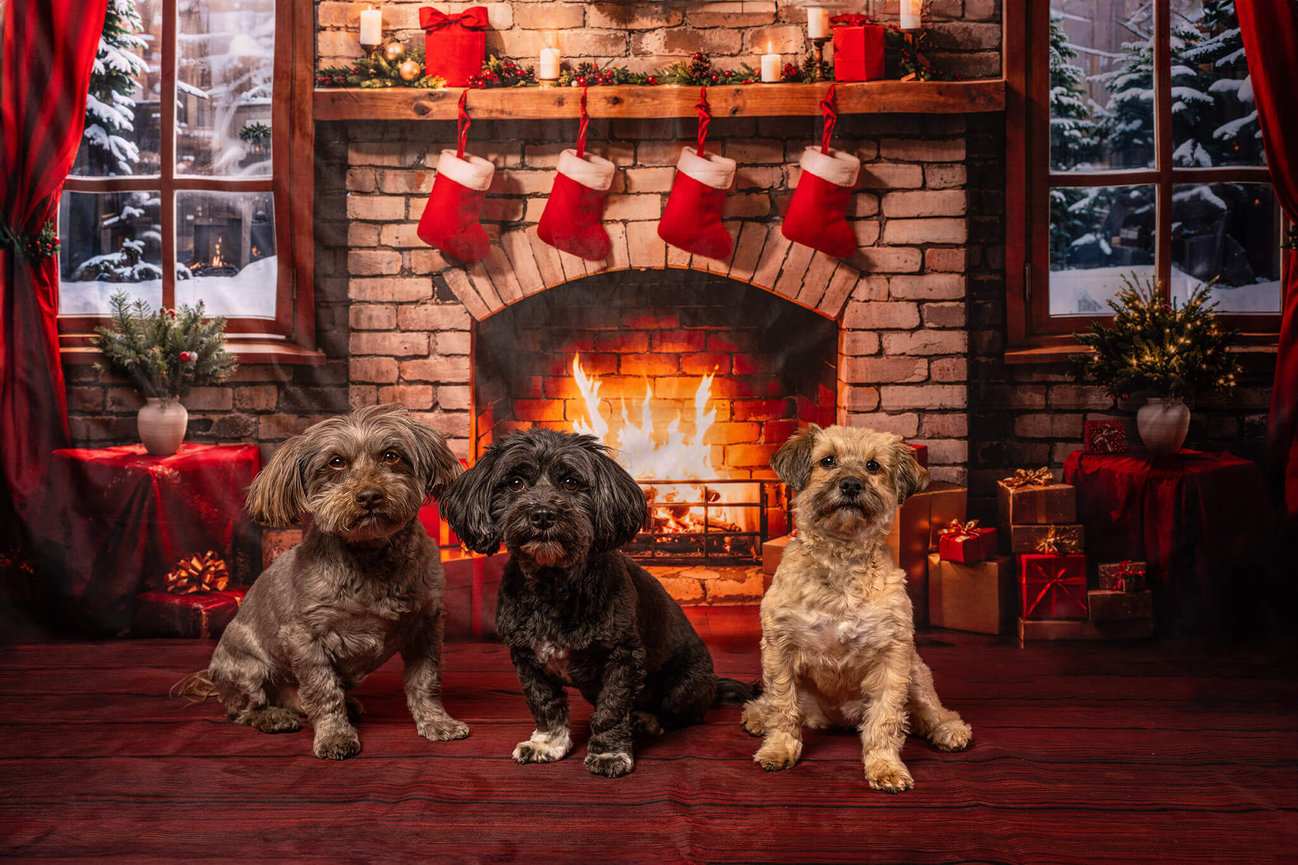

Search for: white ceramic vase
xmin=137 ymin=397 xmax=188 ymax=456
xmin=1135 ymin=396 xmax=1190 ymax=457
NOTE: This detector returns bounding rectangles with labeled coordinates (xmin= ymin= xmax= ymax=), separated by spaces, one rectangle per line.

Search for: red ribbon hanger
xmin=696 ymin=86 xmax=712 ymax=157
xmin=820 ymin=83 xmax=838 ymax=155
xmin=419 ymin=7 xmax=489 ymax=31
xmin=575 ymin=86 xmax=590 ymax=159
xmin=455 ymin=89 xmax=471 ymax=159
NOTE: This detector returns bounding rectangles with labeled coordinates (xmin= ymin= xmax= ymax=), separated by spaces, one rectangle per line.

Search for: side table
xmin=1063 ymin=448 xmax=1274 ymax=634
xmin=32 ymin=443 xmax=262 ymax=635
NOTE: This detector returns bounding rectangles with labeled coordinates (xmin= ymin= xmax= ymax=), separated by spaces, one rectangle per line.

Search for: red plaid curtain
xmin=0 ymin=0 xmax=108 ymax=515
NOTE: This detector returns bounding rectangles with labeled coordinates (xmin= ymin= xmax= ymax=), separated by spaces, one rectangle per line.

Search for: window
xmin=59 ymin=0 xmax=317 ymax=356
xmin=1010 ymin=0 xmax=1285 ymax=351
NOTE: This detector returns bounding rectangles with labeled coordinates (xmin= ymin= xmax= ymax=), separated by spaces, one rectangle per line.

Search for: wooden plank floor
xmin=1 ymin=610 xmax=1295 ymax=863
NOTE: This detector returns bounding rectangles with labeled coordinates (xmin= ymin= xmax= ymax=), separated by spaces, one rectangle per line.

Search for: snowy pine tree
xmin=1049 ymin=14 xmax=1108 ymax=266
xmin=1181 ymin=0 xmax=1263 ymax=164
xmin=84 ymin=0 xmax=148 ymax=176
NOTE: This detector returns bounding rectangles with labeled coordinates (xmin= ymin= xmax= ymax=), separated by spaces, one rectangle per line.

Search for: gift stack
xmin=1087 ymin=560 xmax=1154 ymax=638
xmin=134 ymin=551 xmax=248 ymax=639
xmin=884 ymin=476 xmax=965 ymax=626
xmin=927 ymin=517 xmax=1015 ymax=635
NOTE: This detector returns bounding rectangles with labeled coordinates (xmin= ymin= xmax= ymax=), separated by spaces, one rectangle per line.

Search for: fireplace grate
xmin=626 ymin=478 xmax=787 ymax=566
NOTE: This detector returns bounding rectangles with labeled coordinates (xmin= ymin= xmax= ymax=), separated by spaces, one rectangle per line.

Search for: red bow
xmin=420 ymin=6 xmax=489 ymax=32
xmin=830 ymin=14 xmax=879 ymax=27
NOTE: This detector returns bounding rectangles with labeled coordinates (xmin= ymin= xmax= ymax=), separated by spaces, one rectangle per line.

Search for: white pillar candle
xmin=539 ymin=47 xmax=561 ymax=80
xmin=359 ymin=6 xmax=381 ymax=47
xmin=900 ymin=0 xmax=922 ymax=30
xmin=807 ymin=6 xmax=830 ymax=39
xmin=761 ymin=53 xmax=780 ymax=83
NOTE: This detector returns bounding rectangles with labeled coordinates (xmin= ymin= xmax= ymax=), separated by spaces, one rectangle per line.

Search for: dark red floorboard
xmin=1 ymin=610 xmax=1295 ymax=863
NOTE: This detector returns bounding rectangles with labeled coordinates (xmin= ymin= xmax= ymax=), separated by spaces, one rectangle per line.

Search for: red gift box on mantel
xmin=830 ymin=15 xmax=886 ymax=82
xmin=420 ymin=6 xmax=488 ymax=87
xmin=1019 ymin=553 xmax=1088 ymax=620
xmin=1084 ymin=420 xmax=1128 ymax=454
xmin=937 ymin=519 xmax=997 ymax=563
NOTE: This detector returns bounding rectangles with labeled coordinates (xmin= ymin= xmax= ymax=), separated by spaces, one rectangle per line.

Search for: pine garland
xmin=92 ymin=291 xmax=238 ymax=400
xmin=316 ymin=45 xmax=445 ymax=88
xmin=1070 ymin=274 xmax=1239 ymax=401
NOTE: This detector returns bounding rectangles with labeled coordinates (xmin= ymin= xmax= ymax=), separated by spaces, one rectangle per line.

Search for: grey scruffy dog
xmin=175 ymin=404 xmax=468 ymax=759
xmin=439 ymin=427 xmax=751 ymax=778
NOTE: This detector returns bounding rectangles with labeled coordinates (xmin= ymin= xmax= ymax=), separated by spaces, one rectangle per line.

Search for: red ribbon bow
xmin=419 ymin=6 xmax=489 ymax=32
xmin=830 ymin=14 xmax=879 ymax=27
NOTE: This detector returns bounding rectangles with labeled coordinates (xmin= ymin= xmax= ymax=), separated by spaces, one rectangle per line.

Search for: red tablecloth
xmin=1063 ymin=449 xmax=1273 ymax=633
xmin=31 ymin=444 xmax=262 ymax=634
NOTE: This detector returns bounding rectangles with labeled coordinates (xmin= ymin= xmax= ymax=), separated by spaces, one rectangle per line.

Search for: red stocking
xmin=658 ymin=87 xmax=736 ymax=259
xmin=537 ymin=148 xmax=616 ymax=262
xmin=416 ymin=148 xmax=495 ymax=262
xmin=781 ymin=145 xmax=861 ymax=259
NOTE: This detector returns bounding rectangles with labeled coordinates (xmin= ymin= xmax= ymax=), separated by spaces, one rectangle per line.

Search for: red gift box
xmin=907 ymin=442 xmax=928 ymax=468
xmin=831 ymin=19 xmax=886 ymax=82
xmin=937 ymin=519 xmax=997 ymax=563
xmin=1019 ymin=554 xmax=1088 ymax=620
xmin=1084 ymin=420 xmax=1128 ymax=454
xmin=134 ymin=586 xmax=248 ymax=638
xmin=420 ymin=6 xmax=488 ymax=87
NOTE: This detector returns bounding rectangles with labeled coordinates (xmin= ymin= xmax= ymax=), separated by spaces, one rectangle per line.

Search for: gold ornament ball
xmin=398 ymin=58 xmax=422 ymax=81
xmin=383 ymin=39 xmax=406 ymax=62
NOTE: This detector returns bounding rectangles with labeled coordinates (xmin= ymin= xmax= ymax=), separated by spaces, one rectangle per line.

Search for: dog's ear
xmin=770 ymin=424 xmax=822 ymax=493
xmin=247 ymin=435 xmax=310 ymax=527
xmin=586 ymin=441 xmax=648 ymax=554
xmin=437 ymin=447 xmax=503 ymax=556
xmin=889 ymin=440 xmax=930 ymax=503
xmin=406 ymin=419 xmax=464 ymax=501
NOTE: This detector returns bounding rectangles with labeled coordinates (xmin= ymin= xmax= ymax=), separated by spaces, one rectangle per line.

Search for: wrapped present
xmin=1084 ymin=420 xmax=1128 ymax=454
xmin=1018 ymin=617 xmax=1154 ymax=641
xmin=1008 ymin=523 xmax=1085 ymax=555
xmin=261 ymin=528 xmax=303 ymax=571
xmin=420 ymin=6 xmax=488 ymax=87
xmin=937 ymin=519 xmax=997 ymax=563
xmin=134 ymin=586 xmax=247 ymax=638
xmin=928 ymin=552 xmax=1015 ymax=634
xmin=1019 ymin=553 xmax=1088 ymax=620
xmin=885 ymin=481 xmax=967 ymax=625
xmin=163 ymin=551 xmax=229 ymax=595
xmin=831 ymin=15 xmax=886 ymax=82
xmin=1097 ymin=560 xmax=1147 ymax=592
xmin=907 ymin=442 xmax=928 ymax=468
xmin=762 ymin=534 xmax=795 ymax=576
xmin=997 ymin=468 xmax=1076 ymax=525
xmin=1088 ymin=589 xmax=1153 ymax=622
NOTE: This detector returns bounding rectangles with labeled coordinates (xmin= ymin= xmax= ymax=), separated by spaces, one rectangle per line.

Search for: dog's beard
xmin=807 ymin=484 xmax=891 ymax=538
xmin=309 ymin=486 xmax=421 ymax=543
xmin=501 ymin=506 xmax=593 ymax=571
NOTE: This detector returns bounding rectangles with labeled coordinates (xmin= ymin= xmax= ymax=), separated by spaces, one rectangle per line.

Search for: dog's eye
xmin=507 ymin=477 xmax=526 ymax=492
xmin=561 ymin=477 xmax=580 ymax=492
xmin=819 ymin=456 xmax=837 ymax=469
xmin=865 ymin=459 xmax=881 ymax=474
xmin=381 ymin=451 xmax=401 ymax=465
xmin=328 ymin=456 xmax=347 ymax=470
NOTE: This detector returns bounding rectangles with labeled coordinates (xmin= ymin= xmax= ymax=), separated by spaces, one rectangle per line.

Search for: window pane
xmin=1169 ymin=0 xmax=1265 ymax=166
xmin=1170 ymin=183 xmax=1281 ymax=312
xmin=1050 ymin=0 xmax=1155 ymax=171
xmin=176 ymin=0 xmax=274 ymax=177
xmin=1050 ymin=184 xmax=1156 ymax=315
xmin=58 ymin=190 xmax=163 ymax=314
xmin=176 ymin=190 xmax=277 ymax=318
xmin=71 ymin=0 xmax=163 ymax=178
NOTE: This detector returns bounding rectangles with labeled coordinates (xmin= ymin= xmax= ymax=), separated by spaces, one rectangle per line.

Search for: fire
xmin=210 ymin=236 xmax=225 ymax=268
xmin=570 ymin=354 xmax=739 ymax=536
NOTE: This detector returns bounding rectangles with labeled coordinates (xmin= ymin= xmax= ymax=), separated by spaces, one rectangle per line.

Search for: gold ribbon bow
xmin=1002 ymin=466 xmax=1054 ymax=489
xmin=164 ymin=551 xmax=230 ymax=595
xmin=939 ymin=518 xmax=980 ymax=541
xmin=1035 ymin=528 xmax=1060 ymax=555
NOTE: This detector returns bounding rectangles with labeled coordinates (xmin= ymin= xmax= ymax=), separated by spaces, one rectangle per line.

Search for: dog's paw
xmin=753 ymin=734 xmax=802 ymax=772
xmin=740 ymin=701 xmax=766 ymax=737
xmin=313 ymin=727 xmax=361 ymax=761
xmin=632 ymin=711 xmax=664 ymax=737
xmin=864 ymin=757 xmax=914 ymax=793
xmin=248 ymin=706 xmax=301 ymax=733
xmin=585 ymin=751 xmax=634 ymax=778
xmin=512 ymin=729 xmax=572 ymax=764
xmin=345 ymin=695 xmax=366 ymax=721
xmin=418 ymin=717 xmax=470 ymax=742
xmin=929 ymin=718 xmax=973 ymax=752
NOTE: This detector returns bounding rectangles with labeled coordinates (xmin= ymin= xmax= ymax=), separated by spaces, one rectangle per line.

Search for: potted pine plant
xmin=1071 ymin=274 xmax=1238 ymax=456
xmin=91 ymin=290 xmax=238 ymax=455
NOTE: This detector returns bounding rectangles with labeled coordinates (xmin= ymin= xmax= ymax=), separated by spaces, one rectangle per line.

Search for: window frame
xmin=1007 ymin=0 xmax=1286 ymax=358
xmin=59 ymin=0 xmax=318 ymax=364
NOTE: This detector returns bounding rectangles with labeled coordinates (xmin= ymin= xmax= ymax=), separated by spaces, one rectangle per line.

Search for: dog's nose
xmin=355 ymin=487 xmax=385 ymax=508
xmin=529 ymin=508 xmax=556 ymax=530
xmin=839 ymin=477 xmax=864 ymax=497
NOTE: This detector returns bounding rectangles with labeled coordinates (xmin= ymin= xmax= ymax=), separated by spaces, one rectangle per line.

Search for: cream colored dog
xmin=742 ymin=425 xmax=972 ymax=792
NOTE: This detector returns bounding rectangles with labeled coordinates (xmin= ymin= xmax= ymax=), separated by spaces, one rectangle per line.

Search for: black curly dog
xmin=439 ymin=428 xmax=751 ymax=778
